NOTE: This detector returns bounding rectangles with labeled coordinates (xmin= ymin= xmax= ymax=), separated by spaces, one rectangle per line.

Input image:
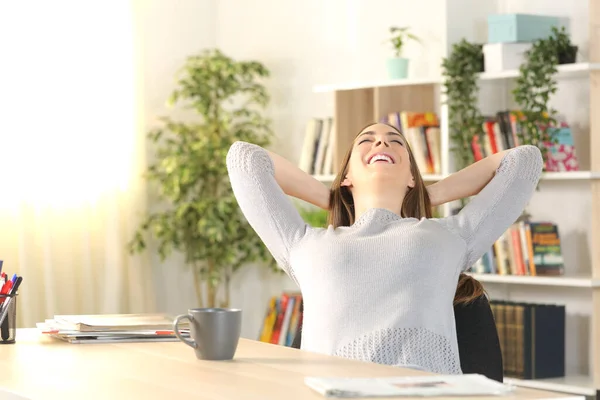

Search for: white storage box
xmin=483 ymin=42 xmax=532 ymax=73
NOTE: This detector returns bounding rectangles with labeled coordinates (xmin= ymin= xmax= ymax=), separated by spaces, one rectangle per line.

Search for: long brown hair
xmin=327 ymin=122 xmax=484 ymax=306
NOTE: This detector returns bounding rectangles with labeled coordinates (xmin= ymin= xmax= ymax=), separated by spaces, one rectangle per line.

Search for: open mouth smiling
xmin=367 ymin=152 xmax=396 ymax=165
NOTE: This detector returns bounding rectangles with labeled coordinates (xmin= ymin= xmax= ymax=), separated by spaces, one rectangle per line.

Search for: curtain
xmin=0 ymin=0 xmax=156 ymax=327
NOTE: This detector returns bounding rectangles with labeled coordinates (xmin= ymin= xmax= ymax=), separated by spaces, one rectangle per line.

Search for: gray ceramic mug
xmin=173 ymin=308 xmax=242 ymax=360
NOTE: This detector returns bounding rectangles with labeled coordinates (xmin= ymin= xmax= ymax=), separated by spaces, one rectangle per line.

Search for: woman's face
xmin=341 ymin=123 xmax=415 ymax=190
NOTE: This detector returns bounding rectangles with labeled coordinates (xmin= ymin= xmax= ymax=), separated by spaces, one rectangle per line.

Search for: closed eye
xmin=358 ymin=139 xmax=372 ymax=145
xmin=392 ymin=140 xmax=404 ymax=146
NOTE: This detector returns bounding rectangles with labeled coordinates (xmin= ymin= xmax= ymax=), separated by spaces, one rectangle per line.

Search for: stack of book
xmin=259 ymin=292 xmax=303 ymax=346
xmin=36 ymin=313 xmax=190 ymax=344
xmin=491 ymin=300 xmax=565 ymax=379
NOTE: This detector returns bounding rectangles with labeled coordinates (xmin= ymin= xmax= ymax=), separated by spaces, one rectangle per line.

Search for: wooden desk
xmin=0 ymin=329 xmax=584 ymax=400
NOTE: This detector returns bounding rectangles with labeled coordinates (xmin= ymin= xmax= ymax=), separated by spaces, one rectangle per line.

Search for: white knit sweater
xmin=226 ymin=141 xmax=543 ymax=374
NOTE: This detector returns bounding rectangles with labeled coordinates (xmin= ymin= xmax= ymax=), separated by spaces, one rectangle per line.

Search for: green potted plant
xmin=512 ymin=29 xmax=566 ymax=165
xmin=128 ymin=49 xmax=277 ymax=308
xmin=386 ymin=26 xmax=420 ymax=79
xmin=441 ymin=39 xmax=486 ymax=173
xmin=552 ymin=26 xmax=578 ymax=64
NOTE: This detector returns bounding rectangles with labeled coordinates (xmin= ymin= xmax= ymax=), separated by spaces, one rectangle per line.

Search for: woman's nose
xmin=375 ymin=139 xmax=390 ymax=147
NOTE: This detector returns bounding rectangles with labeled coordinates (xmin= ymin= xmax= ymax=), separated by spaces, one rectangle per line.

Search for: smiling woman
xmin=227 ymin=115 xmax=542 ymax=375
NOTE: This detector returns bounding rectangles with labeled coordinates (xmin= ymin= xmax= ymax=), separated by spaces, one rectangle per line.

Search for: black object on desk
xmin=0 ymin=276 xmax=22 ymax=344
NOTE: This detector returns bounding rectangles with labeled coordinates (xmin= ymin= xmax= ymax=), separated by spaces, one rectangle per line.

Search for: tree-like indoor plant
xmin=511 ymin=26 xmax=575 ymax=163
xmin=386 ymin=26 xmax=420 ymax=79
xmin=129 ymin=49 xmax=277 ymax=308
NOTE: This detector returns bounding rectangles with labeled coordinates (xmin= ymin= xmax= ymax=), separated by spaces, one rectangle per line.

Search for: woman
xmin=226 ymin=122 xmax=542 ymax=375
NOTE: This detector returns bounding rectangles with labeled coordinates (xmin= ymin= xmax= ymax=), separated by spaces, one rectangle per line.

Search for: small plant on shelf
xmin=512 ymin=26 xmax=575 ymax=165
xmin=441 ymin=39 xmax=485 ymax=173
xmin=385 ymin=26 xmax=420 ymax=79
xmin=388 ymin=26 xmax=420 ymax=57
xmin=553 ymin=26 xmax=578 ymax=64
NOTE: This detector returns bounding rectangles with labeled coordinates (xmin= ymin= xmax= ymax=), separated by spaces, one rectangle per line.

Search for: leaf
xmin=129 ymin=48 xmax=277 ymax=291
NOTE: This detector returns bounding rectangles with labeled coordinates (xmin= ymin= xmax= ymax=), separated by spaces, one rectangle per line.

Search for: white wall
xmin=133 ymin=0 xmax=218 ymax=316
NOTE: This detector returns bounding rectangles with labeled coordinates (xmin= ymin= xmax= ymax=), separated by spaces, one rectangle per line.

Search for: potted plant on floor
xmin=386 ymin=26 xmax=420 ymax=79
xmin=129 ymin=49 xmax=278 ymax=308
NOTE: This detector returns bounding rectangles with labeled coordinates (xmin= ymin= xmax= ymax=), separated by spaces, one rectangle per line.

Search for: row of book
xmin=470 ymin=221 xmax=564 ymax=276
xmin=379 ymin=111 xmax=442 ymax=175
xmin=298 ymin=110 xmax=579 ymax=180
xmin=299 ymin=117 xmax=336 ymax=176
xmin=298 ymin=111 xmax=443 ymax=178
xmin=490 ymin=300 xmax=565 ymax=380
xmin=471 ymin=111 xmax=579 ymax=172
xmin=258 ymin=292 xmax=303 ymax=346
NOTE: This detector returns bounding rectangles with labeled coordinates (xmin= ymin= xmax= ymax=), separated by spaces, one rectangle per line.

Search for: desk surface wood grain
xmin=0 ymin=329 xmax=583 ymax=400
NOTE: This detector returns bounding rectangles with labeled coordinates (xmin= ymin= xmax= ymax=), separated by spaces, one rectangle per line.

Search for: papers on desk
xmin=305 ymin=374 xmax=515 ymax=398
xmin=36 ymin=313 xmax=190 ymax=344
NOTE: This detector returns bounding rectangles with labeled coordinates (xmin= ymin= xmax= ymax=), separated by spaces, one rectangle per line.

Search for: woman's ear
xmin=341 ymin=176 xmax=352 ymax=187
xmin=407 ymin=175 xmax=415 ymax=188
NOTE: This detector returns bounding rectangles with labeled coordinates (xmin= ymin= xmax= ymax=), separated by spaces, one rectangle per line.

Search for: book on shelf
xmin=491 ymin=300 xmax=565 ymax=380
xmin=36 ymin=313 xmax=190 ymax=344
xmin=469 ymin=221 xmax=564 ymax=276
xmin=299 ymin=117 xmax=336 ymax=176
xmin=380 ymin=111 xmax=442 ymax=175
xmin=473 ymin=111 xmax=579 ymax=172
xmin=258 ymin=292 xmax=303 ymax=346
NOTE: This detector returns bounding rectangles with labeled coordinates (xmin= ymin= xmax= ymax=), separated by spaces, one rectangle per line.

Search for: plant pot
xmin=386 ymin=57 xmax=409 ymax=79
xmin=557 ymin=45 xmax=577 ymax=64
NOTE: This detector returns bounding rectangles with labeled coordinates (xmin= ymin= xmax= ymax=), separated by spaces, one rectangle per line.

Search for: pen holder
xmin=0 ymin=293 xmax=18 ymax=344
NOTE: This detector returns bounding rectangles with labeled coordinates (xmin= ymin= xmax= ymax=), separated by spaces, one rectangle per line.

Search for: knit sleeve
xmin=226 ymin=141 xmax=309 ymax=278
xmin=438 ymin=145 xmax=543 ymax=271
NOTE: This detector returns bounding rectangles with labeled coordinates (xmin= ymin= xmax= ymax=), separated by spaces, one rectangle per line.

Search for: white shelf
xmin=312 ymin=174 xmax=336 ymax=183
xmin=505 ymin=375 xmax=596 ymax=397
xmin=542 ymin=171 xmax=600 ymax=180
xmin=313 ymin=63 xmax=600 ymax=93
xmin=479 ymin=62 xmax=600 ymax=81
xmin=312 ymin=171 xmax=600 ymax=185
xmin=313 ymin=77 xmax=442 ymax=93
xmin=467 ymin=273 xmax=600 ymax=288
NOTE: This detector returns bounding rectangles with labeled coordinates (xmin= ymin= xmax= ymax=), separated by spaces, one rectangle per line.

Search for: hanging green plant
xmin=512 ymin=26 xmax=575 ymax=164
xmin=441 ymin=39 xmax=486 ymax=172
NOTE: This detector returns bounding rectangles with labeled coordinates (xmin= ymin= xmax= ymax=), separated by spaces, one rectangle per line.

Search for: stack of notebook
xmin=36 ymin=313 xmax=190 ymax=344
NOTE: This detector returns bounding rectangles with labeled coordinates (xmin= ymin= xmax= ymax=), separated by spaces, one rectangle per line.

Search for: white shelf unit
xmin=314 ymin=171 xmax=600 ymax=185
xmin=313 ymin=63 xmax=600 ymax=93
xmin=311 ymin=11 xmax=600 ymax=395
xmin=467 ymin=273 xmax=600 ymax=288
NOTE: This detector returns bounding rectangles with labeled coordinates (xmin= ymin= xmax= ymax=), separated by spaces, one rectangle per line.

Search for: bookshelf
xmin=310 ymin=2 xmax=600 ymax=398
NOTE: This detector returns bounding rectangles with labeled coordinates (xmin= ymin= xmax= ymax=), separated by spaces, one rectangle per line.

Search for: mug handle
xmin=173 ymin=314 xmax=197 ymax=349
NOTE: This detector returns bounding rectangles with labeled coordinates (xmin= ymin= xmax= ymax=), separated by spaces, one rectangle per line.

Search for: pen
xmin=0 ymin=260 xmax=3 ymax=275
xmin=0 ymin=277 xmax=21 ymax=342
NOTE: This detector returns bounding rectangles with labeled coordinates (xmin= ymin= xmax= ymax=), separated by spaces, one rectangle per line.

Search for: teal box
xmin=488 ymin=14 xmax=560 ymax=43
